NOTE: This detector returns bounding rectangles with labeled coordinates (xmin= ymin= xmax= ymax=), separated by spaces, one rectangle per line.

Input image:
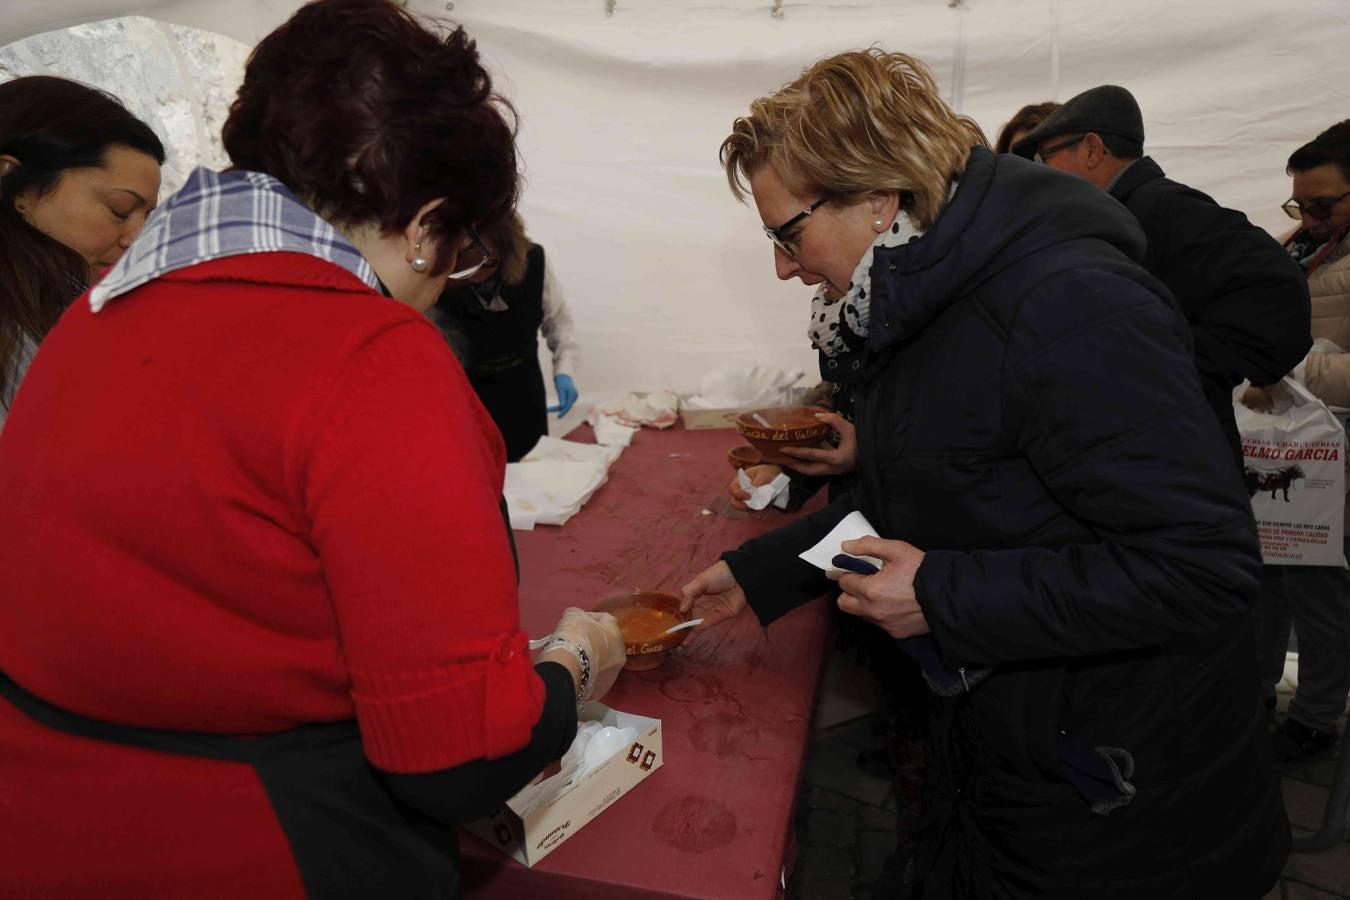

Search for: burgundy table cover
xmin=459 ymin=423 xmax=830 ymax=900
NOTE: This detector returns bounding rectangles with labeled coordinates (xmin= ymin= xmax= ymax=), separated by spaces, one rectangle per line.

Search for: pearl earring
xmin=873 ymin=218 xmax=885 ymax=231
xmin=410 ymin=242 xmax=429 ymax=273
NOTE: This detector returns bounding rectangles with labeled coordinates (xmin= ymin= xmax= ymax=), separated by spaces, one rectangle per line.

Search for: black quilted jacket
xmin=724 ymin=148 xmax=1288 ymax=899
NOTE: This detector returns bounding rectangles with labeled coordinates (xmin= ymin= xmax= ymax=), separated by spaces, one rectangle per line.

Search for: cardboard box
xmin=678 ymin=402 xmax=743 ymax=431
xmin=677 ymin=386 xmax=815 ymax=431
xmin=461 ymin=703 xmax=663 ymax=867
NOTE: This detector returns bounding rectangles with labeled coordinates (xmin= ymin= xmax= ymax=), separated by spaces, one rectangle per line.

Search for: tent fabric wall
xmin=0 ymin=17 xmax=245 ymax=194
xmin=2 ymin=0 xmax=1347 ymax=409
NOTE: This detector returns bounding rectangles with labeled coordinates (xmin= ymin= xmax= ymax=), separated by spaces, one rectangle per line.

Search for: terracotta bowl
xmin=591 ymin=591 xmax=691 ymax=671
xmin=728 ymin=445 xmax=762 ymax=470
xmin=733 ymin=406 xmax=831 ymax=466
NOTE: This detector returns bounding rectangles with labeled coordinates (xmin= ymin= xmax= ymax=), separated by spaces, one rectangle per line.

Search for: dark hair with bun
xmin=222 ymin=0 xmax=519 ymax=275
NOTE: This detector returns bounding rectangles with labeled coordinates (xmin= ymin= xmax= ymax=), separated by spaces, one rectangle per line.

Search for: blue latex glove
xmin=548 ymin=373 xmax=578 ymax=418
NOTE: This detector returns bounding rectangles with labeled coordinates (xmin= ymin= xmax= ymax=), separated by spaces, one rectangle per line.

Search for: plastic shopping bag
xmin=1235 ymin=377 xmax=1347 ymax=567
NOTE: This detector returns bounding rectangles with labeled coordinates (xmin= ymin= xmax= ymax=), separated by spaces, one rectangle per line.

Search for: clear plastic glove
xmin=727 ymin=464 xmax=784 ymax=511
xmin=551 ymin=607 xmax=626 ymax=703
xmin=679 ymin=560 xmax=748 ymax=633
xmin=548 ymin=373 xmax=579 ymax=418
xmin=779 ymin=412 xmax=857 ymax=476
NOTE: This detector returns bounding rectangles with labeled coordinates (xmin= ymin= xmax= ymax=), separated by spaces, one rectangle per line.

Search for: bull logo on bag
xmin=1244 ymin=464 xmax=1306 ymax=501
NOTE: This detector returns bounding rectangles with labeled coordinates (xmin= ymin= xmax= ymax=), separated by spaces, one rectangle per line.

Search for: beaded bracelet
xmin=541 ymin=637 xmax=590 ymax=714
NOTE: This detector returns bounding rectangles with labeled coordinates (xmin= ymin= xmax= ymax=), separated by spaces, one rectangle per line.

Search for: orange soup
xmin=614 ymin=605 xmax=683 ymax=645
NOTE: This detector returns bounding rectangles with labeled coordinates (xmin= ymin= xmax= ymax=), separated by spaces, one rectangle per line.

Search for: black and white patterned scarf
xmin=808 ymin=210 xmax=926 ymax=358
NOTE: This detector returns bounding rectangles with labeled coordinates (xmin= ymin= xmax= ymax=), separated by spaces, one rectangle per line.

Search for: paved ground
xmin=789 ymin=648 xmax=1350 ymax=900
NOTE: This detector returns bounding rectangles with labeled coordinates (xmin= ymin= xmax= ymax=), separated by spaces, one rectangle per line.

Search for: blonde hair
xmin=482 ymin=210 xmax=530 ymax=285
xmin=720 ymin=49 xmax=988 ymax=230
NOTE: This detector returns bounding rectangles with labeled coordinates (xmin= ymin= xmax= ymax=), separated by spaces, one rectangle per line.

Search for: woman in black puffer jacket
xmin=681 ymin=49 xmax=1287 ymax=899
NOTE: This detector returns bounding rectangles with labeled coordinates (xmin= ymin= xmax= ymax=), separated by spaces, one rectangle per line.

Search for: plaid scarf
xmin=90 ymin=168 xmax=379 ymax=311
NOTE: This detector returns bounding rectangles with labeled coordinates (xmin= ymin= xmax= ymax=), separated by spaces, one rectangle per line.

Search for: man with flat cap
xmin=1014 ymin=85 xmax=1311 ymax=473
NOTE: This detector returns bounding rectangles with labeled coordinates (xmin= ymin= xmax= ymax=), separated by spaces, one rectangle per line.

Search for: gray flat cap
xmin=1010 ymin=85 xmax=1144 ymax=158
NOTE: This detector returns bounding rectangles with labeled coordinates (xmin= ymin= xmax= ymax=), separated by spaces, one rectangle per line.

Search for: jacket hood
xmin=866 ymin=147 xmax=1147 ymax=352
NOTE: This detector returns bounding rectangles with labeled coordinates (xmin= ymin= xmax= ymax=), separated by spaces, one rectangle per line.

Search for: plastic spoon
xmin=663 ymin=618 xmax=704 ymax=635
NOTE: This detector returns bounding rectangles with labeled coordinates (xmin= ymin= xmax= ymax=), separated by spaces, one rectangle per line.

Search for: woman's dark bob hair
xmin=222 ymin=0 xmax=519 ymax=276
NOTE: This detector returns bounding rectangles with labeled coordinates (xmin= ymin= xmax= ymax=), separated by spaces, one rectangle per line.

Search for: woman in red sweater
xmin=0 ymin=1 xmax=624 ymax=897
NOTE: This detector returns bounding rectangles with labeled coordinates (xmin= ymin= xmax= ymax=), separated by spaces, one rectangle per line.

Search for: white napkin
xmin=589 ymin=391 xmax=679 ymax=429
xmin=513 ymin=721 xmax=639 ymax=817
xmin=589 ymin=414 xmax=638 ymax=448
xmin=798 ymin=510 xmax=883 ymax=578
xmin=528 ymin=435 xmax=622 ymax=467
xmin=683 ymin=366 xmax=806 ymax=410
xmin=737 ymin=468 xmax=791 ymax=511
xmin=586 ymin=391 xmax=678 ymax=447
xmin=503 ymin=437 xmax=619 ymax=530
xmin=515 ymin=721 xmax=602 ymax=817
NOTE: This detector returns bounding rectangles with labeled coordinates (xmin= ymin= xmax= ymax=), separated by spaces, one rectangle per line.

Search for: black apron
xmin=0 ymin=677 xmax=461 ymax=899
xmin=0 ymin=496 xmax=520 ymax=896
xmin=439 ymin=245 xmax=549 ymax=463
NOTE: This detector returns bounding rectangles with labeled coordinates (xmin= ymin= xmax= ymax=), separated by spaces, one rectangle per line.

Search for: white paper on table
xmin=527 ymin=435 xmax=623 ymax=467
xmin=736 ymin=468 xmax=791 ymax=511
xmin=798 ymin=510 xmax=883 ymax=579
xmin=503 ymin=437 xmax=619 ymax=530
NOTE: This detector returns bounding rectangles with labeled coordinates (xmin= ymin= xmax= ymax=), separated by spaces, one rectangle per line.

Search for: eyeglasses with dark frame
xmin=1034 ymin=135 xmax=1086 ymax=164
xmin=446 ymin=225 xmax=493 ymax=280
xmin=765 ymin=196 xmax=831 ymax=258
xmin=1282 ymin=191 xmax=1350 ymax=222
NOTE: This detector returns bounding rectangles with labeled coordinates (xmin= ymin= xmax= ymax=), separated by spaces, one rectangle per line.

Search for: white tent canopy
xmin=3 ymin=0 xmax=1348 ymax=418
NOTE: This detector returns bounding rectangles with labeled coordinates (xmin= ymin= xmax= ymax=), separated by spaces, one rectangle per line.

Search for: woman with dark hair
xmin=431 ymin=211 xmax=583 ymax=461
xmin=0 ymin=75 xmax=164 ymax=430
xmin=0 ymin=1 xmax=623 ymax=896
xmin=994 ymin=100 xmax=1060 ymax=155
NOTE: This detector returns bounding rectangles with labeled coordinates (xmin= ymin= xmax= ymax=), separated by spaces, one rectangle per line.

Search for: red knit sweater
xmin=0 ymin=253 xmax=545 ymax=895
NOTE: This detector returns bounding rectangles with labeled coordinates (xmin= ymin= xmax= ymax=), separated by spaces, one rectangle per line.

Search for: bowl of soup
xmin=591 ymin=591 xmax=692 ymax=671
xmin=733 ymin=406 xmax=831 ymax=466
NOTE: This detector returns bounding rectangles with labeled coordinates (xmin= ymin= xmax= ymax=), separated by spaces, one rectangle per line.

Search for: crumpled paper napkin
xmin=587 ymin=391 xmax=679 ymax=447
xmin=683 ymin=366 xmax=805 ymax=410
xmin=737 ymin=467 xmax=791 ymax=511
xmin=513 ymin=721 xmax=638 ymax=817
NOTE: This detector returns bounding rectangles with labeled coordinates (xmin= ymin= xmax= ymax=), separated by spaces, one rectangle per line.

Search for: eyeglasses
xmin=765 ymin=196 xmax=830 ymax=258
xmin=1282 ymin=191 xmax=1350 ymax=221
xmin=446 ymin=225 xmax=493 ymax=280
xmin=1033 ymin=135 xmax=1085 ymax=164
